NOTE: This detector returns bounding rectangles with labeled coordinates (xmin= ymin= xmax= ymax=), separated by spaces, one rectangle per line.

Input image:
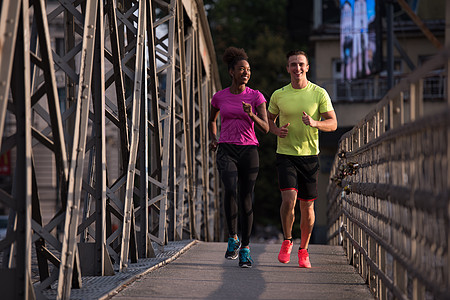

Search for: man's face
xmin=286 ymin=54 xmax=309 ymax=81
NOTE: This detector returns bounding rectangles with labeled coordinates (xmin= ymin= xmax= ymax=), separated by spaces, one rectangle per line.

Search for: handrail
xmin=327 ymin=46 xmax=450 ymax=300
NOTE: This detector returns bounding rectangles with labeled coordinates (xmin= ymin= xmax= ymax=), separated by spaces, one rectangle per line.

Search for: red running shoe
xmin=278 ymin=240 xmax=293 ymax=263
xmin=298 ymin=248 xmax=311 ymax=268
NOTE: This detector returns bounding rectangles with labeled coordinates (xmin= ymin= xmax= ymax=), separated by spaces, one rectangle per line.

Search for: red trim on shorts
xmin=280 ymin=188 xmax=298 ymax=193
xmin=298 ymin=197 xmax=316 ymax=202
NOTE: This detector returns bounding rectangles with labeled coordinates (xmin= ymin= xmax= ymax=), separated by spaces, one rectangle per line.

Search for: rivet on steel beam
xmin=83 ymin=84 xmax=89 ymax=89
xmin=88 ymin=25 xmax=94 ymax=29
xmin=369 ymin=127 xmax=374 ymax=132
xmin=371 ymin=275 xmax=376 ymax=280
xmin=379 ymin=119 xmax=383 ymax=123
xmin=394 ymin=107 xmax=400 ymax=114
xmin=372 ymin=288 xmax=376 ymax=293
xmin=354 ymin=139 xmax=358 ymax=143
xmin=87 ymin=35 xmax=93 ymax=39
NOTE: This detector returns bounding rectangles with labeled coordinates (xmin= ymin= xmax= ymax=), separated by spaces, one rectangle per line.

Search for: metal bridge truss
xmin=328 ymin=47 xmax=449 ymax=300
xmin=0 ymin=0 xmax=221 ymax=299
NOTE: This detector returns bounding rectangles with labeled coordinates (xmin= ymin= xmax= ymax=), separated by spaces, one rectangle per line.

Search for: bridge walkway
xmin=107 ymin=242 xmax=374 ymax=300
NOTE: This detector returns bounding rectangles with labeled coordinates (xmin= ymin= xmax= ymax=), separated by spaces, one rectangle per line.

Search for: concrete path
xmin=110 ymin=242 xmax=374 ymax=300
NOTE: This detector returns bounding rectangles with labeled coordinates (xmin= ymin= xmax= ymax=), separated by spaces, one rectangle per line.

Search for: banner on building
xmin=340 ymin=0 xmax=381 ymax=80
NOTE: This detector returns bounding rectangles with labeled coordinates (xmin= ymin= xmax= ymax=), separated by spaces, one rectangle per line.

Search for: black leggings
xmin=216 ymin=143 xmax=259 ymax=247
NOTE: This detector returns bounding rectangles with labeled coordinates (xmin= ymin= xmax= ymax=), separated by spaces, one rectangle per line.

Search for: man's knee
xmin=281 ymin=198 xmax=296 ymax=210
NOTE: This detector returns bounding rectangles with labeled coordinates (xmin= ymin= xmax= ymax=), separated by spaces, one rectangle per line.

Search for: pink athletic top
xmin=211 ymin=87 xmax=266 ymax=146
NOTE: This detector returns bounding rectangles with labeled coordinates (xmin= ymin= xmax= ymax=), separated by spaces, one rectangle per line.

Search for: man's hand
xmin=278 ymin=123 xmax=290 ymax=138
xmin=302 ymin=112 xmax=316 ymax=127
xmin=242 ymin=101 xmax=252 ymax=117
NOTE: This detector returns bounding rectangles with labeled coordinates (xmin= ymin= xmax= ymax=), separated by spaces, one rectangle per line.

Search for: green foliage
xmin=204 ymin=0 xmax=291 ymax=95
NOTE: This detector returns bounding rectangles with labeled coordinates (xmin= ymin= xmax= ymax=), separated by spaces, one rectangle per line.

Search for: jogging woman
xmin=208 ymin=47 xmax=269 ymax=268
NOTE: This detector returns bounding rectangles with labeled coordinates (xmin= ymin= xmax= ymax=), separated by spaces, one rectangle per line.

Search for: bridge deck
xmin=108 ymin=241 xmax=374 ymax=300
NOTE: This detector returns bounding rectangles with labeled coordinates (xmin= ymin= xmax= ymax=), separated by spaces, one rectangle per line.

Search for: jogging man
xmin=268 ymin=50 xmax=337 ymax=268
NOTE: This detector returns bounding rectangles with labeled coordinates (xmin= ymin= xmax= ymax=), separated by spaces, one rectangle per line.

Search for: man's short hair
xmin=286 ymin=50 xmax=309 ymax=64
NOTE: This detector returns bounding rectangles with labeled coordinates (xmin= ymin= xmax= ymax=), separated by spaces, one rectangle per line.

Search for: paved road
xmin=110 ymin=242 xmax=374 ymax=300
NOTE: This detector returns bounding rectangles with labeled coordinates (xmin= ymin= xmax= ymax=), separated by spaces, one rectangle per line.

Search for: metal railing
xmin=327 ymin=47 xmax=449 ymax=300
xmin=0 ymin=0 xmax=222 ymax=299
xmin=320 ymin=71 xmax=447 ymax=103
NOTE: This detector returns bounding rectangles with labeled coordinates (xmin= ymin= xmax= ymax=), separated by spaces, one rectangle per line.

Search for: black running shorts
xmin=275 ymin=153 xmax=319 ymax=201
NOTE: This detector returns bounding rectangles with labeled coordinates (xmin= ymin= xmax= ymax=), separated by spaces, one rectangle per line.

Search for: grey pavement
xmin=109 ymin=241 xmax=374 ymax=300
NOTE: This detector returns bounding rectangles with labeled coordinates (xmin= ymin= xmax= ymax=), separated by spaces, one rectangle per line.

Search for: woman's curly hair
xmin=223 ymin=47 xmax=248 ymax=71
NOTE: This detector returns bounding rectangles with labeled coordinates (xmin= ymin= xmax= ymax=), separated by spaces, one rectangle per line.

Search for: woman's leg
xmin=237 ymin=147 xmax=259 ymax=247
xmin=217 ymin=145 xmax=239 ymax=237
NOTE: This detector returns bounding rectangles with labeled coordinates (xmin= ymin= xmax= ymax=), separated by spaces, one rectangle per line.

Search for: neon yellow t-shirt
xmin=268 ymin=82 xmax=334 ymax=156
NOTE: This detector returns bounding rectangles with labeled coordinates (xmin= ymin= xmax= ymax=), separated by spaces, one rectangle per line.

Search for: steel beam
xmin=119 ymin=0 xmax=145 ymax=271
xmin=57 ymin=0 xmax=98 ymax=297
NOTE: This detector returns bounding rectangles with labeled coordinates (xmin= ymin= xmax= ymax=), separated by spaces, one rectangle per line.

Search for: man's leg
xmin=280 ymin=190 xmax=297 ymax=239
xmin=278 ymin=189 xmax=297 ymax=263
xmin=299 ymin=200 xmax=315 ymax=249
xmin=297 ymin=200 xmax=314 ymax=268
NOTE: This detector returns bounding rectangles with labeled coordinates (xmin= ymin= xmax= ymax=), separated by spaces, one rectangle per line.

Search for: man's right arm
xmin=268 ymin=111 xmax=290 ymax=138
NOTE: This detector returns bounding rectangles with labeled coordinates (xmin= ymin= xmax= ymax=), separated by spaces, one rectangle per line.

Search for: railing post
xmin=394 ymin=260 xmax=407 ymax=298
xmin=378 ymin=245 xmax=387 ymax=300
xmin=409 ymin=80 xmax=423 ymax=121
xmin=368 ymin=236 xmax=377 ymax=295
xmin=389 ymin=92 xmax=404 ymax=130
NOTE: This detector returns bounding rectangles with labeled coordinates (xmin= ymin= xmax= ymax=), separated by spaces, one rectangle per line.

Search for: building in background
xmin=308 ymin=0 xmax=446 ymax=243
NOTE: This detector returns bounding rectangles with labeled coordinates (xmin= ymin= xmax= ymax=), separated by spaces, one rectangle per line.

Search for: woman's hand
xmin=242 ymin=101 xmax=253 ymax=117
xmin=209 ymin=139 xmax=218 ymax=151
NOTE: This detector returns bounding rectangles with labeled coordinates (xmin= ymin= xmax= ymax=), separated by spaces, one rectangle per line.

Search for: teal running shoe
xmin=225 ymin=236 xmax=240 ymax=259
xmin=239 ymin=247 xmax=253 ymax=268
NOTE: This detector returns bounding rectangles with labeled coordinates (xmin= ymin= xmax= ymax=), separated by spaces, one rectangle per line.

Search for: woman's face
xmin=230 ymin=60 xmax=251 ymax=85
